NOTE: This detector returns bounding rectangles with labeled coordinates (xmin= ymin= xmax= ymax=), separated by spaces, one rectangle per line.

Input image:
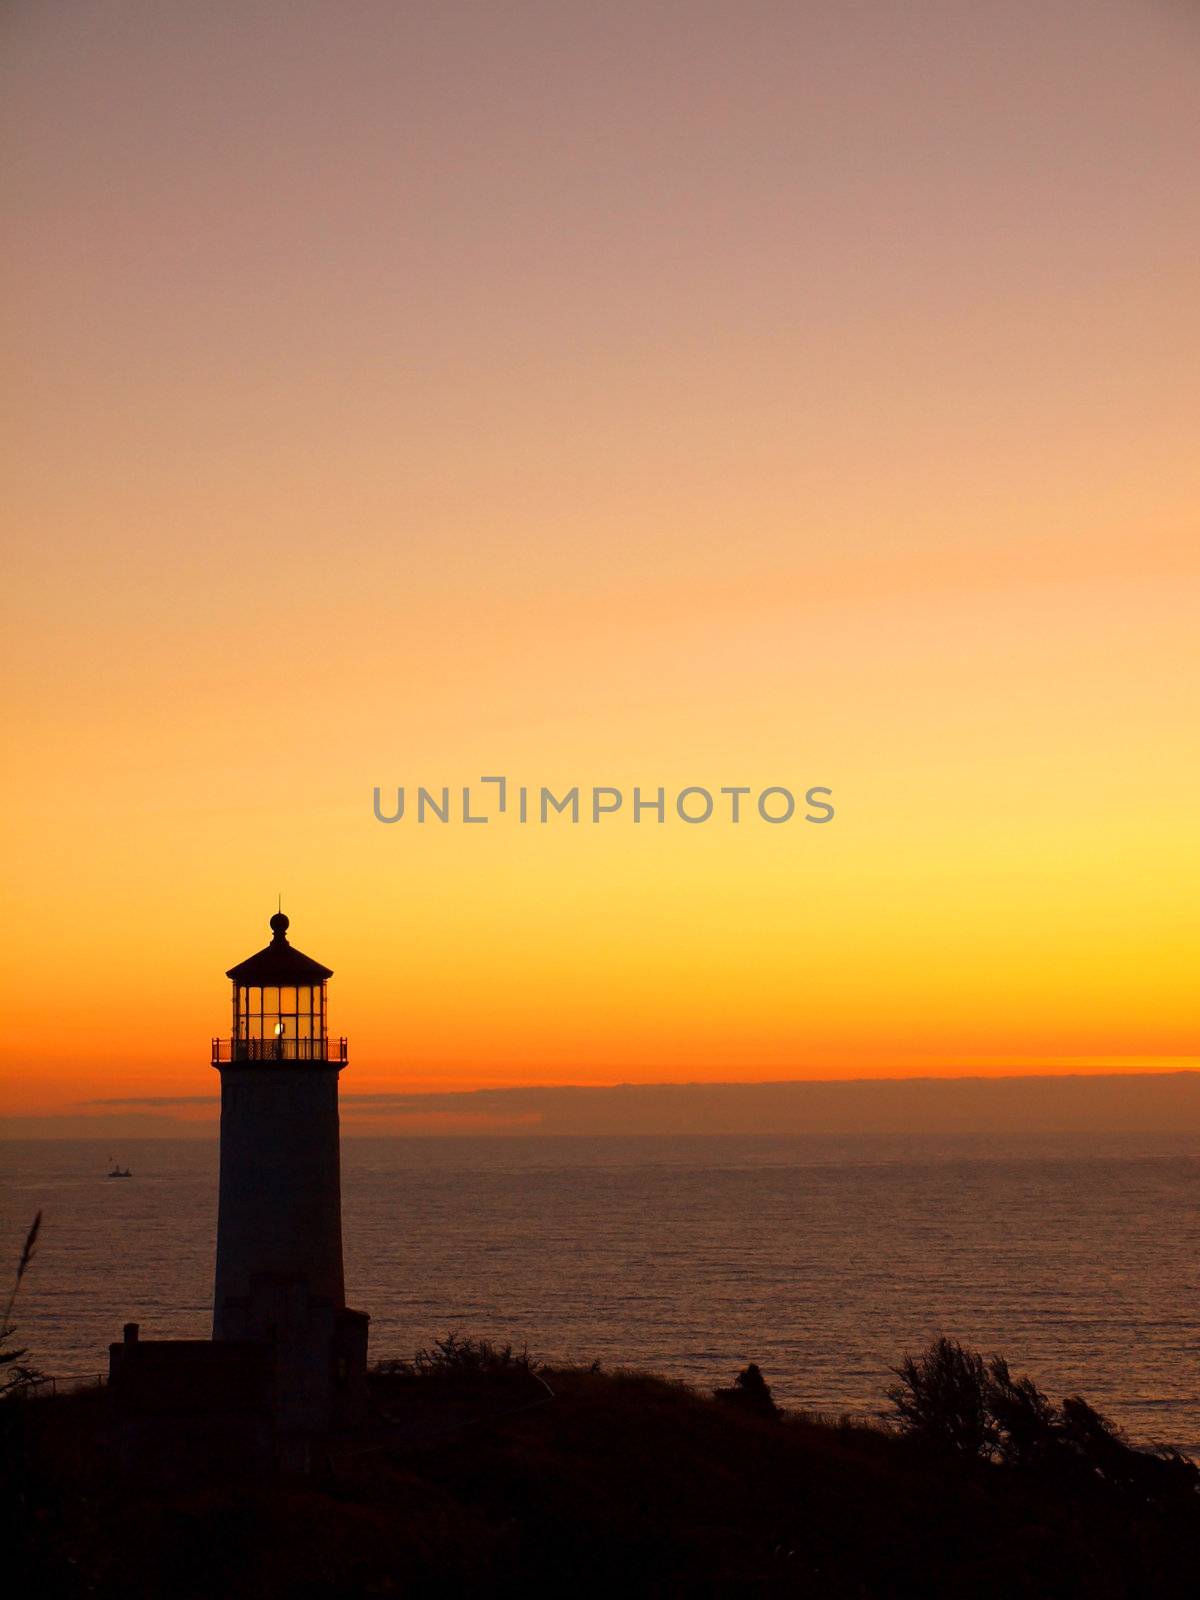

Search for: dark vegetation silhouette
xmin=887 ymin=1335 xmax=1199 ymax=1511
xmin=714 ymin=1360 xmax=781 ymax=1419
xmin=1 ymin=1215 xmax=53 ymax=1589
xmin=375 ymin=1331 xmax=537 ymax=1381
xmin=888 ymin=1333 xmax=993 ymax=1456
xmin=6 ymin=1320 xmax=1200 ymax=1597
xmin=1 ymin=1213 xmax=44 ymax=1401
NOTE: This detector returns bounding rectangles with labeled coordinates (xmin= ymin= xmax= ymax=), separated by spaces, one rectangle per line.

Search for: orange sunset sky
xmin=3 ymin=1 xmax=1198 ymax=1129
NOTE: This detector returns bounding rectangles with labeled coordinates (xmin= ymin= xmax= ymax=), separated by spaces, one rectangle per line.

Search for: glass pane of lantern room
xmin=254 ymin=987 xmax=271 ymax=1041
xmin=239 ymin=986 xmax=260 ymax=1039
xmin=261 ymin=989 xmax=280 ymax=1037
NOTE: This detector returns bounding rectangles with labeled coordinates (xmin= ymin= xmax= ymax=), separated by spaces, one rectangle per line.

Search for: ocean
xmin=3 ymin=1133 xmax=1198 ymax=1452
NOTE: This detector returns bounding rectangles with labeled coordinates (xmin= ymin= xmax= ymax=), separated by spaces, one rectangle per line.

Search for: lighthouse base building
xmin=109 ymin=912 xmax=368 ymax=1465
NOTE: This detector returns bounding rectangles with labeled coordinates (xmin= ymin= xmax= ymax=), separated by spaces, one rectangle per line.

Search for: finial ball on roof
xmin=270 ymin=911 xmax=290 ymax=937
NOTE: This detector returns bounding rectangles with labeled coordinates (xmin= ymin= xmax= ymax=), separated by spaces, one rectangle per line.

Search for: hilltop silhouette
xmin=6 ymin=1335 xmax=1200 ymax=1599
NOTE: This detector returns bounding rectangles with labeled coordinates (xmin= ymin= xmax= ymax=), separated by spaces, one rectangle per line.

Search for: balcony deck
xmin=211 ymin=1037 xmax=347 ymax=1065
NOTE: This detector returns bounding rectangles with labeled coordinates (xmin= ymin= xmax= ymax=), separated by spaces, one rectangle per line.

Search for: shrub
xmin=985 ymin=1355 xmax=1058 ymax=1469
xmin=374 ymin=1333 xmax=537 ymax=1381
xmin=714 ymin=1363 xmax=781 ymax=1419
xmin=886 ymin=1336 xmax=1200 ymax=1511
xmin=886 ymin=1336 xmax=994 ymax=1458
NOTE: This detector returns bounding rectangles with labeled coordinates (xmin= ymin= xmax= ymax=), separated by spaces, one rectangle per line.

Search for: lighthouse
xmin=211 ymin=911 xmax=368 ymax=1432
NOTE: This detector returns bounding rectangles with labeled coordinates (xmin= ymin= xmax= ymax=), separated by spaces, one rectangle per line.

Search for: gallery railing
xmin=211 ymin=1037 xmax=348 ymax=1065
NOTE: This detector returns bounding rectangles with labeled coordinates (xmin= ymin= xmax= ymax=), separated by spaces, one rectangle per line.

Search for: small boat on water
xmin=107 ymin=1157 xmax=132 ymax=1178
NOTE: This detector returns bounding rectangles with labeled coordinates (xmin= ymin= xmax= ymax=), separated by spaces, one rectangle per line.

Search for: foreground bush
xmin=374 ymin=1332 xmax=537 ymax=1380
xmin=887 ymin=1335 xmax=1199 ymax=1512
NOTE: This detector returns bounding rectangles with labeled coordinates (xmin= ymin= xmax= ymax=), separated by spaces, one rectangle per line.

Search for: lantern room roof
xmin=225 ymin=912 xmax=334 ymax=985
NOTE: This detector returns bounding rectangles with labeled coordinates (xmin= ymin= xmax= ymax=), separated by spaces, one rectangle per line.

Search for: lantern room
xmin=213 ymin=911 xmax=345 ymax=1065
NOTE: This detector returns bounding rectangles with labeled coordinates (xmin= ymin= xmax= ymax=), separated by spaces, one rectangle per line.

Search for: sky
xmin=3 ymin=1 xmax=1198 ymax=1130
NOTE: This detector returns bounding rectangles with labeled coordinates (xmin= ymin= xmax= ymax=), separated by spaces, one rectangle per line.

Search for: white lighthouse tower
xmin=211 ymin=911 xmax=368 ymax=1433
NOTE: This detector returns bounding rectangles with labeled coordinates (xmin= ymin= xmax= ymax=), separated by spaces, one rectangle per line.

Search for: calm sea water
xmin=3 ymin=1135 xmax=1199 ymax=1451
